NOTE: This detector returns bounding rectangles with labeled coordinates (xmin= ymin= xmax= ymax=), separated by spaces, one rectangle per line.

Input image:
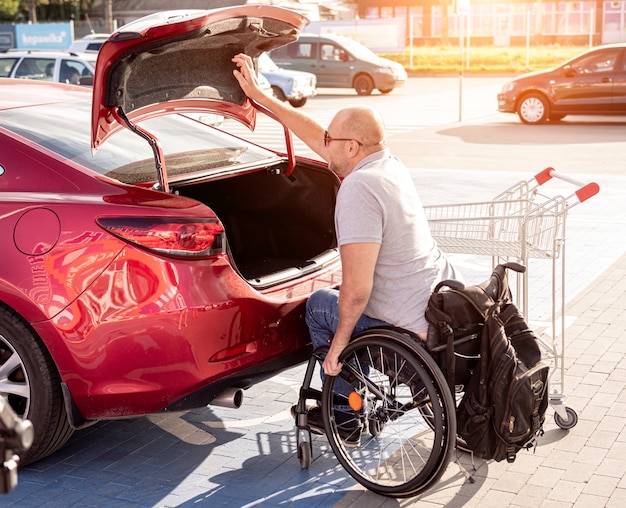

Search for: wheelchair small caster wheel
xmin=298 ymin=441 xmax=311 ymax=469
xmin=554 ymin=406 xmax=578 ymax=430
xmin=368 ymin=416 xmax=384 ymax=437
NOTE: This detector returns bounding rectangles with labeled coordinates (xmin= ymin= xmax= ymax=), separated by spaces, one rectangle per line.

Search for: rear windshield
xmin=0 ymin=100 xmax=278 ymax=184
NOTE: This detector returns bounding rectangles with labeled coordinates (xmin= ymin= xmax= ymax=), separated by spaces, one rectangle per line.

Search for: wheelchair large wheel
xmin=320 ymin=328 xmax=456 ymax=498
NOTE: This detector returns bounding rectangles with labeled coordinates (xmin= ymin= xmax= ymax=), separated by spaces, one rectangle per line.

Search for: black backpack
xmin=425 ymin=262 xmax=549 ymax=463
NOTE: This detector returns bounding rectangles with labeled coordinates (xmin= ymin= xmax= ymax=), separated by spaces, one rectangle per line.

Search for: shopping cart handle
xmin=534 ymin=167 xmax=600 ymax=203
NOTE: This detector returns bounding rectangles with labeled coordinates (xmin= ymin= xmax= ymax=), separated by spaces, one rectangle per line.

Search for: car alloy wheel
xmin=0 ymin=307 xmax=74 ymax=465
xmin=518 ymin=93 xmax=549 ymax=124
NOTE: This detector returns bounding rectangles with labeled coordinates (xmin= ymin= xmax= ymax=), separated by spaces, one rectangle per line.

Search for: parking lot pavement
xmin=4 ymin=251 xmax=624 ymax=508
xmin=3 ymin=169 xmax=625 ymax=507
xmin=4 ymin=363 xmax=365 ymax=507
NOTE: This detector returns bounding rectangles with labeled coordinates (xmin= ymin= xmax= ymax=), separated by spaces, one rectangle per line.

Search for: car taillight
xmin=97 ymin=217 xmax=225 ymax=258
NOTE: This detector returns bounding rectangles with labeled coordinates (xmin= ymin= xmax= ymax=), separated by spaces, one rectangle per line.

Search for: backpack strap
xmin=425 ymin=299 xmax=457 ymax=394
xmin=492 ymin=300 xmax=520 ymax=327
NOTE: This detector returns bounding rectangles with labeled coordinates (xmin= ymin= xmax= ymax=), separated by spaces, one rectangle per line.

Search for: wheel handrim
xmin=322 ymin=337 xmax=454 ymax=496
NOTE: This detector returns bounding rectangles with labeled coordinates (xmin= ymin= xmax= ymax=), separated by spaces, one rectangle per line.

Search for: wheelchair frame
xmin=295 ymin=327 xmax=456 ymax=498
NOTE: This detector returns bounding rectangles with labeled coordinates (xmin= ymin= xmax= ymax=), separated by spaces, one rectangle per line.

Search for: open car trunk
xmin=174 ymin=160 xmax=340 ymax=289
xmin=90 ymin=7 xmax=339 ymax=289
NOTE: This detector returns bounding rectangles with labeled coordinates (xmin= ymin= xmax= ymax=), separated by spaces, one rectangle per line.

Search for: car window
xmin=0 ymin=57 xmax=18 ymax=77
xmin=294 ymin=42 xmax=315 ymax=59
xmin=85 ymin=42 xmax=104 ymax=52
xmin=60 ymin=59 xmax=92 ymax=84
xmin=272 ymin=42 xmax=315 ymax=60
xmin=320 ymin=43 xmax=347 ymax=62
xmin=0 ymin=100 xmax=279 ymax=184
xmin=572 ymin=49 xmax=620 ymax=74
xmin=15 ymin=57 xmax=55 ymax=80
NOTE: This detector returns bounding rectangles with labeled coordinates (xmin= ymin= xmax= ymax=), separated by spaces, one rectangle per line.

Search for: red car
xmin=0 ymin=6 xmax=340 ymax=465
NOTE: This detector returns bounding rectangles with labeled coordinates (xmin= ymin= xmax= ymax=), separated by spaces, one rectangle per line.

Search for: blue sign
xmin=0 ymin=25 xmax=16 ymax=51
xmin=15 ymin=22 xmax=72 ymax=50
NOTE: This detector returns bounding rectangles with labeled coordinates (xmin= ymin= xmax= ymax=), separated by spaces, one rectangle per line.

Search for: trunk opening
xmin=176 ymin=161 xmax=339 ymax=288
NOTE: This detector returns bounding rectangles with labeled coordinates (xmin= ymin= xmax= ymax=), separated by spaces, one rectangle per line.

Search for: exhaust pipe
xmin=210 ymin=387 xmax=243 ymax=409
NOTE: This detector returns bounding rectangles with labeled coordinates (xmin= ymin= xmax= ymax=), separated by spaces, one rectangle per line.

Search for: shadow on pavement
xmin=3 ymin=370 xmax=366 ymax=507
xmin=437 ymin=119 xmax=626 ymax=145
xmin=176 ymin=429 xmax=361 ymax=507
xmin=7 ymin=409 xmax=243 ymax=507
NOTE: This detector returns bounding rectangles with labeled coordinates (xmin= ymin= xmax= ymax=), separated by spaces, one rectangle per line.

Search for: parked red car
xmin=0 ymin=6 xmax=341 ymax=465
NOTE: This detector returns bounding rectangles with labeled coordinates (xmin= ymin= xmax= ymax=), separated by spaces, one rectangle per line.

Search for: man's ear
xmin=348 ymin=140 xmax=360 ymax=156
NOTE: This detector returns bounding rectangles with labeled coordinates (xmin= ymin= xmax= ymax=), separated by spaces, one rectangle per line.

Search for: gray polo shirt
xmin=335 ymin=149 xmax=461 ymax=335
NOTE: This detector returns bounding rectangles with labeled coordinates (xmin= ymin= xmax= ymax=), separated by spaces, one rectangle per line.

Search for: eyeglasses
xmin=323 ymin=130 xmax=363 ymax=148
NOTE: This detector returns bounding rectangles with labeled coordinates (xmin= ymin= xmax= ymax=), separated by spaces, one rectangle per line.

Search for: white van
xmin=68 ymin=34 xmax=109 ymax=53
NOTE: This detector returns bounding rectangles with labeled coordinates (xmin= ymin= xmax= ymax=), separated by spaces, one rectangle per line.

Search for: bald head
xmin=332 ymin=106 xmax=386 ymax=153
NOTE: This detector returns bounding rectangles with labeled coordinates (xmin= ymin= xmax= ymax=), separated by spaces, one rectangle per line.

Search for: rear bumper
xmin=43 ymin=252 xmax=322 ymax=421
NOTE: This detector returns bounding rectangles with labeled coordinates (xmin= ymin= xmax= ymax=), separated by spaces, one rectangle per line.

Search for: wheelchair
xmin=294 ymin=326 xmax=457 ymax=498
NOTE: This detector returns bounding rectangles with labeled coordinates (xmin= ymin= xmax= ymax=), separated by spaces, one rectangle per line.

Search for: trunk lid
xmin=91 ymin=6 xmax=307 ymax=183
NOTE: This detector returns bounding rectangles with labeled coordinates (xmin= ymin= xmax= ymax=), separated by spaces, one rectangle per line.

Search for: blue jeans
xmin=305 ymin=288 xmax=389 ymax=420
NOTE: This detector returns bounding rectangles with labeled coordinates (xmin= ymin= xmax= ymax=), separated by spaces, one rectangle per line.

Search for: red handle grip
xmin=575 ymin=182 xmax=600 ymax=203
xmin=534 ymin=167 xmax=554 ymax=185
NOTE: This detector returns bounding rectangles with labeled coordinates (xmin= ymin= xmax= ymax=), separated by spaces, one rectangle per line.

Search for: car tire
xmin=289 ymin=97 xmax=307 ymax=108
xmin=271 ymin=86 xmax=287 ymax=102
xmin=517 ymin=93 xmax=549 ymax=124
xmin=353 ymin=74 xmax=374 ymax=96
xmin=0 ymin=306 xmax=74 ymax=465
xmin=378 ymin=88 xmax=393 ymax=94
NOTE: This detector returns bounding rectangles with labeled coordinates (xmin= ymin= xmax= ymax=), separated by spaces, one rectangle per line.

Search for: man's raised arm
xmin=232 ymin=53 xmax=329 ymax=161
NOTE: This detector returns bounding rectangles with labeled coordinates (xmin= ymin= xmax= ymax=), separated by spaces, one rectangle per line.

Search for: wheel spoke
xmin=0 ymin=379 xmax=29 ymax=399
xmin=0 ymin=351 xmax=23 ymax=380
xmin=0 ymin=351 xmax=29 ymax=399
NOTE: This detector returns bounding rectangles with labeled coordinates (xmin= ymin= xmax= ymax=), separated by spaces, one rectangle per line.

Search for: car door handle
xmin=602 ymin=77 xmax=612 ymax=82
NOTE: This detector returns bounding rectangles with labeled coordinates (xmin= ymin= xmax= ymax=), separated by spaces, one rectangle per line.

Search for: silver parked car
xmin=0 ymin=50 xmax=96 ymax=85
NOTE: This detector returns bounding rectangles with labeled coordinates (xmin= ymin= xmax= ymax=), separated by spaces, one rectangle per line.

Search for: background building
xmin=352 ymin=0 xmax=626 ymax=45
xmin=22 ymin=0 xmax=626 ymax=47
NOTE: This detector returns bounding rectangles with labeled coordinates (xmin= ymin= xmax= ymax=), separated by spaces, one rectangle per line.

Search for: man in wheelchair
xmin=233 ymin=53 xmax=462 ymax=446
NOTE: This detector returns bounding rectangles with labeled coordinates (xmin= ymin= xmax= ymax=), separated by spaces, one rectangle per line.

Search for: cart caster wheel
xmin=298 ymin=441 xmax=311 ymax=469
xmin=554 ymin=406 xmax=578 ymax=430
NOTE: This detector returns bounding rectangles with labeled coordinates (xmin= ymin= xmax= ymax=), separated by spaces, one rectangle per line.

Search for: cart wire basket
xmin=424 ymin=167 xmax=599 ymax=429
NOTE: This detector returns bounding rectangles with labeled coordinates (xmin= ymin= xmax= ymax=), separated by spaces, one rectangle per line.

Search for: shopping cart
xmin=423 ymin=167 xmax=599 ymax=429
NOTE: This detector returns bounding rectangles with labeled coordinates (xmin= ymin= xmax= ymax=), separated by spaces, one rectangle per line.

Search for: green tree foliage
xmin=0 ymin=0 xmax=22 ymax=21
xmin=0 ymin=1 xmax=94 ymax=22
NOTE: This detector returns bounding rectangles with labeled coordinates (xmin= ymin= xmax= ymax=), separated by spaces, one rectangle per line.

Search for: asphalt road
xmin=227 ymin=77 xmax=626 ymax=306
xmin=229 ymin=76 xmax=626 ymax=177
